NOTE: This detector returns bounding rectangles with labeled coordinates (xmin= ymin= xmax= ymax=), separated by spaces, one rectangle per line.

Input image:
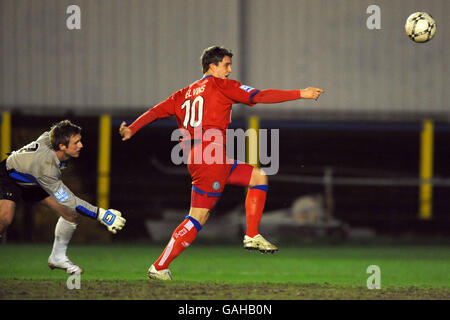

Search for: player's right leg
xmin=0 ymin=168 xmax=21 ymax=238
xmin=148 ymin=207 xmax=208 ymax=280
xmin=0 ymin=199 xmax=16 ymax=237
xmin=148 ymin=140 xmax=227 ymax=280
xmin=40 ymin=196 xmax=83 ymax=275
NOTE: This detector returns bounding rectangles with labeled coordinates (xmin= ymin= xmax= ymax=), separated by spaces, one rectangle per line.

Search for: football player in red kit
xmin=120 ymin=46 xmax=324 ymax=280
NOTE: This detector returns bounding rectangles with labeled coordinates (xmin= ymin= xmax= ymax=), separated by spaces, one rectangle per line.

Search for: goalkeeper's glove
xmin=97 ymin=208 xmax=126 ymax=234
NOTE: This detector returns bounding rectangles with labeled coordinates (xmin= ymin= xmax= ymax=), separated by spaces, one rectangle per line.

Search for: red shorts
xmin=187 ymin=140 xmax=254 ymax=209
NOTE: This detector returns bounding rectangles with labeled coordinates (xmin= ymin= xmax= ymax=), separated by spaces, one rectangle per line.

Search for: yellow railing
xmin=1 ymin=111 xmax=11 ymax=161
xmin=97 ymin=114 xmax=111 ymax=209
xmin=419 ymin=119 xmax=434 ymax=220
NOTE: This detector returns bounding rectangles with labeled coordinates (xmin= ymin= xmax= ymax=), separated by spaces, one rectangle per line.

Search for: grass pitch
xmin=0 ymin=243 xmax=449 ymax=300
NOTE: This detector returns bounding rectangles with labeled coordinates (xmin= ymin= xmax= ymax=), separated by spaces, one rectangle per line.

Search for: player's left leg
xmin=40 ymin=196 xmax=83 ymax=275
xmin=245 ymin=167 xmax=268 ymax=237
xmin=227 ymin=163 xmax=278 ymax=253
xmin=244 ymin=168 xmax=278 ymax=253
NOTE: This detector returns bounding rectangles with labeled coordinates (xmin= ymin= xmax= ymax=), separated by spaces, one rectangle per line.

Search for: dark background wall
xmin=4 ymin=113 xmax=449 ymax=242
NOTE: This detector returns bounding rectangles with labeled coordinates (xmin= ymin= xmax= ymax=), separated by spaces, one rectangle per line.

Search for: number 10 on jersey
xmin=181 ymin=96 xmax=204 ymax=128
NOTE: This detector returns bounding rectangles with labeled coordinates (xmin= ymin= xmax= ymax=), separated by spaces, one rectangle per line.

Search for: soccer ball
xmin=405 ymin=12 xmax=436 ymax=43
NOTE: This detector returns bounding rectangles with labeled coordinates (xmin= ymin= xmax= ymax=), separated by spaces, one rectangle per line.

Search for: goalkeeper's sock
xmin=154 ymin=216 xmax=201 ymax=271
xmin=245 ymin=185 xmax=268 ymax=238
xmin=49 ymin=217 xmax=77 ymax=261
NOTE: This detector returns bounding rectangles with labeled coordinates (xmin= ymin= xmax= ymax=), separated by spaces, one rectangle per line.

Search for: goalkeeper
xmin=0 ymin=120 xmax=126 ymax=275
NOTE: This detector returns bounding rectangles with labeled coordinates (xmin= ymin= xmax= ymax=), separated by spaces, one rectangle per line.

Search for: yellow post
xmin=247 ymin=116 xmax=259 ymax=167
xmin=419 ymin=119 xmax=434 ymax=220
xmin=1 ymin=111 xmax=11 ymax=161
xmin=97 ymin=115 xmax=111 ymax=209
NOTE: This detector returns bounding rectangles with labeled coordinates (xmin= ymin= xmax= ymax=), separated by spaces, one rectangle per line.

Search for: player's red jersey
xmin=127 ymin=75 xmax=301 ymax=208
xmin=129 ymin=76 xmax=260 ymax=140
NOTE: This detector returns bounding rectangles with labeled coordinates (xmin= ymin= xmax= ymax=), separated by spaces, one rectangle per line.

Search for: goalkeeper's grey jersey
xmin=6 ymin=131 xmax=98 ymax=216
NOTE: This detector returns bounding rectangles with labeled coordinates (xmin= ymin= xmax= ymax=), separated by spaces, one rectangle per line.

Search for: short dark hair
xmin=201 ymin=46 xmax=233 ymax=74
xmin=49 ymin=120 xmax=82 ymax=150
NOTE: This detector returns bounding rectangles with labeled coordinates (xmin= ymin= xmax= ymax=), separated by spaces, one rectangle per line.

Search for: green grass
xmin=1 ymin=243 xmax=449 ymax=286
xmin=0 ymin=243 xmax=449 ymax=299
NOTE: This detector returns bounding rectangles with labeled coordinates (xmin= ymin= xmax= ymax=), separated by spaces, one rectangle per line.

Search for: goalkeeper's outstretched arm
xmin=38 ymin=175 xmax=126 ymax=234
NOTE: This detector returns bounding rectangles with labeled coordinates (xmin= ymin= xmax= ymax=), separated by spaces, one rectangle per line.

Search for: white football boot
xmin=48 ymin=256 xmax=83 ymax=275
xmin=147 ymin=264 xmax=172 ymax=280
xmin=243 ymin=234 xmax=279 ymax=254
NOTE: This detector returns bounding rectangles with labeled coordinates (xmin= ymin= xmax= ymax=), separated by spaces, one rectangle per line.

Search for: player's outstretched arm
xmin=97 ymin=208 xmax=126 ymax=234
xmin=300 ymin=87 xmax=324 ymax=100
xmin=250 ymin=87 xmax=324 ymax=105
xmin=119 ymin=121 xmax=133 ymax=141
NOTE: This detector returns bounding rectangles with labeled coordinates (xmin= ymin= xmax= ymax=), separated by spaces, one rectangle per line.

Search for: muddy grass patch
xmin=1 ymin=280 xmax=449 ymax=300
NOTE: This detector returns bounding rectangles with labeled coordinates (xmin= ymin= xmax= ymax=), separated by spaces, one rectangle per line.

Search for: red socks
xmin=153 ymin=216 xmax=202 ymax=271
xmin=153 ymin=184 xmax=268 ymax=271
xmin=245 ymin=185 xmax=268 ymax=237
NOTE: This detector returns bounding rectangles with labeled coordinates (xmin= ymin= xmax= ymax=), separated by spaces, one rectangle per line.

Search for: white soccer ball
xmin=405 ymin=12 xmax=436 ymax=43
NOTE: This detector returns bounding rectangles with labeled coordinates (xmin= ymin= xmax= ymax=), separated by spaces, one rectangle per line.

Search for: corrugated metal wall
xmin=244 ymin=0 xmax=448 ymax=120
xmin=1 ymin=0 xmax=448 ymax=120
xmin=0 ymin=0 xmax=241 ymax=112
